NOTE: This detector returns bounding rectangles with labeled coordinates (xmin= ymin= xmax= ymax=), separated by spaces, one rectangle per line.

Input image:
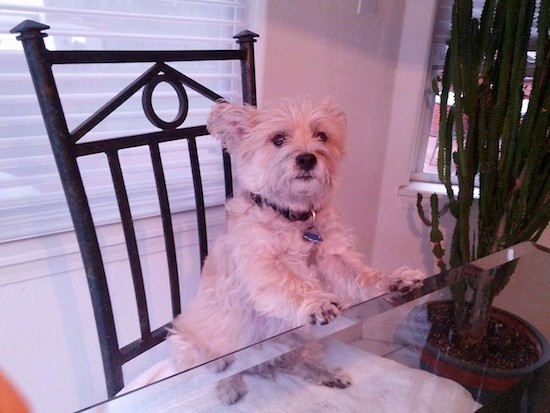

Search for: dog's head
xmin=207 ymin=98 xmax=346 ymax=211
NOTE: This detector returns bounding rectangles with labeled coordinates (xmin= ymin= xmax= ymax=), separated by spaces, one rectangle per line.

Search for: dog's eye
xmin=316 ymin=132 xmax=328 ymax=142
xmin=271 ymin=134 xmax=285 ymax=147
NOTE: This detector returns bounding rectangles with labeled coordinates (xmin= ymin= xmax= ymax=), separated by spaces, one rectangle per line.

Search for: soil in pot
xmin=426 ymin=301 xmax=540 ymax=370
xmin=410 ymin=301 xmax=549 ymax=405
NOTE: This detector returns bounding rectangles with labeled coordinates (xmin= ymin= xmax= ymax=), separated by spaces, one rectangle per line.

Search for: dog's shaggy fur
xmin=168 ymin=99 xmax=423 ymax=403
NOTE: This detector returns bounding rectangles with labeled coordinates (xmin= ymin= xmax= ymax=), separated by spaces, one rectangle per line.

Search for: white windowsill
xmin=0 ymin=206 xmax=226 ymax=287
xmin=398 ymin=180 xmax=448 ymax=198
xmin=398 ymin=180 xmax=480 ymax=212
xmin=399 ymin=180 xmax=480 ymax=199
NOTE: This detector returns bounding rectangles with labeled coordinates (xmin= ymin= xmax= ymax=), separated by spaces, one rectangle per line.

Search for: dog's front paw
xmin=216 ymin=374 xmax=247 ymax=405
xmin=307 ymin=296 xmax=342 ymax=325
xmin=322 ymin=369 xmax=352 ymax=389
xmin=387 ymin=266 xmax=425 ymax=294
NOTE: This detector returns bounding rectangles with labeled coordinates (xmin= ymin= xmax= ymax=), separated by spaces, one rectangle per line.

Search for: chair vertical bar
xmin=223 ymin=30 xmax=259 ymax=198
xmin=187 ymin=137 xmax=208 ymax=266
xmin=149 ymin=143 xmax=181 ymax=317
xmin=106 ymin=150 xmax=151 ymax=339
xmin=222 ymin=150 xmax=233 ymax=198
xmin=234 ymin=30 xmax=259 ymax=106
xmin=11 ymin=21 xmax=124 ymax=397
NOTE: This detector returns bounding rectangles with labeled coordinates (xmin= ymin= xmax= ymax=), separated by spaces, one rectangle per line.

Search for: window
xmin=412 ymin=0 xmax=471 ymax=183
xmin=412 ymin=0 xmax=538 ymax=184
xmin=0 ymin=0 xmax=248 ymax=242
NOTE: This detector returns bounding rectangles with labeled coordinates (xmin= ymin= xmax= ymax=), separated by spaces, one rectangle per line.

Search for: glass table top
xmin=78 ymin=242 xmax=550 ymax=412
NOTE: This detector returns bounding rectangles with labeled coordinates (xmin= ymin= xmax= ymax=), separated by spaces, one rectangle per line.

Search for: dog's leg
xmin=272 ymin=342 xmax=351 ymax=390
xmin=167 ymin=328 xmax=218 ymax=373
xmin=277 ymin=355 xmax=351 ymax=389
xmin=241 ymin=259 xmax=342 ymax=326
xmin=317 ymin=249 xmax=424 ymax=303
xmin=293 ymin=363 xmax=351 ymax=389
xmin=312 ymin=212 xmax=425 ymax=303
xmin=169 ymin=333 xmax=248 ymax=404
xmin=214 ymin=355 xmax=235 ymax=372
xmin=315 ymin=251 xmax=383 ymax=303
xmin=216 ymin=373 xmax=248 ymax=405
xmin=243 ymin=361 xmax=277 ymax=379
xmin=228 ymin=351 xmax=350 ymax=394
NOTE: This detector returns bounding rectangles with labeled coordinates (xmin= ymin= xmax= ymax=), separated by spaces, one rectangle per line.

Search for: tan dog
xmin=168 ymin=99 xmax=423 ymax=403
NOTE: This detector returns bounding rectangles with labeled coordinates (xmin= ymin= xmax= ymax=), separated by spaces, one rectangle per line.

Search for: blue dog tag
xmin=303 ymin=231 xmax=323 ymax=243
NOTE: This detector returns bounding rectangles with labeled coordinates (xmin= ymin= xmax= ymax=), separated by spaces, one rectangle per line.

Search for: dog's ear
xmin=320 ymin=97 xmax=347 ymax=130
xmin=207 ymin=100 xmax=257 ymax=154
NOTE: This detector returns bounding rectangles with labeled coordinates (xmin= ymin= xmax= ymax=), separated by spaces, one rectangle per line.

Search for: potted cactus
xmin=416 ymin=0 xmax=549 ymax=401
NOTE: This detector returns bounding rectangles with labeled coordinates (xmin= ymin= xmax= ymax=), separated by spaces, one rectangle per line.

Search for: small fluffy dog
xmin=168 ymin=98 xmax=423 ymax=403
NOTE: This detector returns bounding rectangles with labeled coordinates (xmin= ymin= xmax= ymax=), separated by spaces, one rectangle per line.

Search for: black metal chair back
xmin=11 ymin=20 xmax=258 ymax=397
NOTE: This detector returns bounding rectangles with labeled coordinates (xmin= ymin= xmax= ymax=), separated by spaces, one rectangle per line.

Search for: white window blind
xmin=0 ymin=0 xmax=248 ymax=242
xmin=431 ymin=0 xmax=539 ymax=70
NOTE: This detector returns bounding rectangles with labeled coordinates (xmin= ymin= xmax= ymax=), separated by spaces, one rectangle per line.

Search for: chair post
xmin=222 ymin=30 xmax=259 ymax=198
xmin=11 ymin=20 xmax=124 ymax=397
xmin=233 ymin=30 xmax=259 ymax=106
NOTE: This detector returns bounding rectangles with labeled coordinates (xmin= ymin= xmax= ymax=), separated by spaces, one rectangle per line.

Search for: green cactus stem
xmin=416 ymin=193 xmax=448 ymax=272
xmin=418 ymin=0 xmax=549 ymax=347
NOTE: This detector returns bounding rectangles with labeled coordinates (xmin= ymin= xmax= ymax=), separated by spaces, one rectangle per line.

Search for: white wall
xmin=368 ymin=0 xmax=442 ymax=273
xmin=0 ymin=210 xmax=225 ymax=412
xmin=255 ymin=0 xmax=409 ymax=263
xmin=254 ymin=0 xmax=441 ymax=274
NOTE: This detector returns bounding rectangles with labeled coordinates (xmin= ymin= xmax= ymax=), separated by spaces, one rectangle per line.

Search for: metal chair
xmin=11 ymin=20 xmax=258 ymax=397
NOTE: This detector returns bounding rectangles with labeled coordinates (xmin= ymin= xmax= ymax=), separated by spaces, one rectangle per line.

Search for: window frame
xmin=412 ymin=0 xmax=540 ymax=187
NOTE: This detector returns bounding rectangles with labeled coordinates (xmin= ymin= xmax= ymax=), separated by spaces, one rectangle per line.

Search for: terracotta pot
xmin=407 ymin=300 xmax=550 ymax=404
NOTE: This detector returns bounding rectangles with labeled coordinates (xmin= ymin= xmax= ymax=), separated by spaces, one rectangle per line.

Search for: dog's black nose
xmin=296 ymin=153 xmax=317 ymax=171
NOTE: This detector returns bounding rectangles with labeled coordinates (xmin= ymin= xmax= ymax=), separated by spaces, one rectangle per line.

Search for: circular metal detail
xmin=142 ymin=74 xmax=188 ymax=130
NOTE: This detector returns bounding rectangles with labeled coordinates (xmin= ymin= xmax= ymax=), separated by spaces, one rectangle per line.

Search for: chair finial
xmin=233 ymin=30 xmax=259 ymax=43
xmin=10 ymin=20 xmax=50 ymax=41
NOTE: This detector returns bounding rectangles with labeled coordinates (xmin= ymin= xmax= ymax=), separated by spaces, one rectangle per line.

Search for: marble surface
xmin=88 ymin=339 xmax=481 ymax=413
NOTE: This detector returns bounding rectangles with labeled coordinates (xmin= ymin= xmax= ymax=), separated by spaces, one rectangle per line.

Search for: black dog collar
xmin=250 ymin=193 xmax=313 ymax=222
xmin=250 ymin=193 xmax=323 ymax=243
